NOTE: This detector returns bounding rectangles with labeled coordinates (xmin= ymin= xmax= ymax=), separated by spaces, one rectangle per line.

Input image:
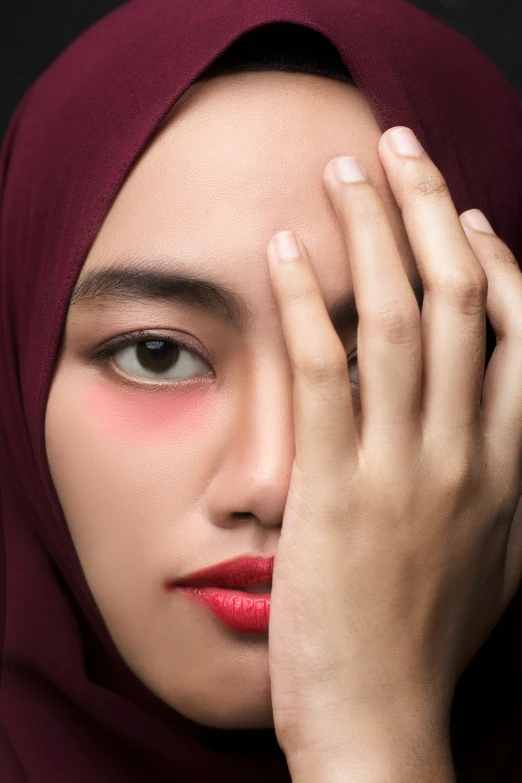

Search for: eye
xmin=347 ymin=352 xmax=359 ymax=386
xmin=93 ymin=331 xmax=212 ymax=383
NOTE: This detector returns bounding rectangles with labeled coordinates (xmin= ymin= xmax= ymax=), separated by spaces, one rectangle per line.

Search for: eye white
xmin=113 ymin=341 xmax=210 ymax=381
xmin=348 ymin=354 xmax=359 ymax=384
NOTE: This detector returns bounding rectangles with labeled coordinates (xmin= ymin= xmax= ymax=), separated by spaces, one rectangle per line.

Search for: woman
xmin=1 ymin=1 xmax=522 ymax=780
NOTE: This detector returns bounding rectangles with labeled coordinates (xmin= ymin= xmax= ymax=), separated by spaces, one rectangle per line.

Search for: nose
xmin=204 ymin=374 xmax=295 ymax=530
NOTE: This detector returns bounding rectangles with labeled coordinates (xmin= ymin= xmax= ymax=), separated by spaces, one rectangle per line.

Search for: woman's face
xmin=45 ymin=70 xmax=522 ymax=730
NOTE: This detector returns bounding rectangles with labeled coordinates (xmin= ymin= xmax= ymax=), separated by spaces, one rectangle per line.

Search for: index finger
xmin=267 ymin=230 xmax=358 ymax=475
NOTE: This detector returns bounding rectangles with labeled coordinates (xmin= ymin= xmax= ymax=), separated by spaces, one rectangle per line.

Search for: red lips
xmin=171 ymin=554 xmax=274 ymax=589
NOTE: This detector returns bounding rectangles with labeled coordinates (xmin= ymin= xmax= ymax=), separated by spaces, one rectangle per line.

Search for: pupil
xmin=136 ymin=340 xmax=179 ymax=372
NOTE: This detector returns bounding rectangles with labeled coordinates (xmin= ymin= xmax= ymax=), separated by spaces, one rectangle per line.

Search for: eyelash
xmin=92 ymin=330 xmax=213 ymax=385
xmin=92 ymin=329 xmax=360 ymax=390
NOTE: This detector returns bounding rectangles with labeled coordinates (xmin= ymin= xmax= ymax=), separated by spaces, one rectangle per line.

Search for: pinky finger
xmin=460 ymin=211 xmax=522 ymax=460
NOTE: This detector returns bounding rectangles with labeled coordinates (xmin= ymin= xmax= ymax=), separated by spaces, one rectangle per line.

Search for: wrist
xmin=282 ymin=700 xmax=455 ymax=783
xmin=286 ymin=742 xmax=456 ymax=783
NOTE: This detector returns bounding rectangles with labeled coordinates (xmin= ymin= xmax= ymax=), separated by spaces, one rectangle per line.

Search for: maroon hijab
xmin=1 ymin=0 xmax=522 ymax=780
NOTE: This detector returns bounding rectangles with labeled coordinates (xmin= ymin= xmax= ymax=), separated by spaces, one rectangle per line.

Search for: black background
xmin=1 ymin=0 xmax=521 ymax=142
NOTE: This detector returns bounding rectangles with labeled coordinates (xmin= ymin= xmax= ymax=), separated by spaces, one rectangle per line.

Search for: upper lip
xmin=170 ymin=555 xmax=274 ymax=588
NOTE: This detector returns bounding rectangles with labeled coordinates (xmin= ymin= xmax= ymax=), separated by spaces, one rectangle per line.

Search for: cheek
xmin=84 ymin=378 xmax=216 ymax=442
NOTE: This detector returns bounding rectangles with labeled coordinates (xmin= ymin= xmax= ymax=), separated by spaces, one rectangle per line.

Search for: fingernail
xmin=274 ymin=231 xmax=301 ymax=261
xmin=387 ymin=127 xmax=424 ymax=158
xmin=461 ymin=209 xmax=495 ymax=234
xmin=334 ymin=156 xmax=367 ymax=183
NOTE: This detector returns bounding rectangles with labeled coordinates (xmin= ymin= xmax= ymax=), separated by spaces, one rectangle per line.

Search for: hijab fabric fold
xmin=1 ymin=1 xmax=522 ymax=780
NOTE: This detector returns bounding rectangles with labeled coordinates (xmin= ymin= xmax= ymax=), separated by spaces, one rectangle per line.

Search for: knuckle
xmin=438 ymin=453 xmax=476 ymax=495
xmin=408 ymin=172 xmax=449 ymax=202
xmin=297 ymin=346 xmax=347 ymax=385
xmin=430 ymin=269 xmax=488 ymax=315
xmin=351 ymin=195 xmax=386 ymax=226
xmin=366 ymin=298 xmax=420 ymax=344
xmin=484 ymin=244 xmax=519 ymax=271
xmin=285 ymin=279 xmax=320 ymax=306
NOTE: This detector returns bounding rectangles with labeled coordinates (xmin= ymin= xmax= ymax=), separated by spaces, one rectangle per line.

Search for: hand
xmin=266 ymin=126 xmax=522 ymax=769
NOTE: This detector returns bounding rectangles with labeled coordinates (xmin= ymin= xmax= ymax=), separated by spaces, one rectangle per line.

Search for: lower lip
xmin=176 ymin=587 xmax=270 ymax=634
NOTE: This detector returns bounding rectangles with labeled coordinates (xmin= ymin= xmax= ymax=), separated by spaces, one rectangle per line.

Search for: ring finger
xmin=377 ymin=127 xmax=488 ymax=437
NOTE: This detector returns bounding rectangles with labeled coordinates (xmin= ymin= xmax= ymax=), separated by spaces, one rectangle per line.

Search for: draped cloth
xmin=1 ymin=0 xmax=522 ymax=780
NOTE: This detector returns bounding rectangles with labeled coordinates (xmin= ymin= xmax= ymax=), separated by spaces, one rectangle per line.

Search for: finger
xmin=266 ymin=230 xmax=358 ymax=473
xmin=460 ymin=210 xmax=522 ymax=462
xmin=323 ymin=155 xmax=422 ymax=451
xmin=378 ymin=127 xmax=488 ymax=436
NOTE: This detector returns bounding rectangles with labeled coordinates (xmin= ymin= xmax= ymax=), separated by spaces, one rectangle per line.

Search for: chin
xmin=193 ymin=710 xmax=276 ymax=730
xmin=154 ymin=685 xmax=275 ymax=730
xmin=112 ymin=626 xmax=276 ymax=730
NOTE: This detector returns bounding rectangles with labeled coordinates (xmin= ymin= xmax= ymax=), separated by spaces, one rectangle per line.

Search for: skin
xmin=44 ymin=70 xmax=522 ymax=731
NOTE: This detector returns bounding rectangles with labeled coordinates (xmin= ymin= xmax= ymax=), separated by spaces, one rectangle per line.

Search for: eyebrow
xmin=70 ymin=257 xmax=425 ymax=333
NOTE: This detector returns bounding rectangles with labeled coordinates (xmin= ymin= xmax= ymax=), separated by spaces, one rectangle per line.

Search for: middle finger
xmin=323 ymin=153 xmax=423 ymax=453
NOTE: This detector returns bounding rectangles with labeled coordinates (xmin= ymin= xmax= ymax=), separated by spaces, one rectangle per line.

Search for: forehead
xmin=81 ymin=71 xmax=414 ymax=307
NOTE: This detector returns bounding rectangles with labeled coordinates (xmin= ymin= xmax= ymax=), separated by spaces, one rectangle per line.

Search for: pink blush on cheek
xmin=84 ymin=379 xmax=215 ymax=442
